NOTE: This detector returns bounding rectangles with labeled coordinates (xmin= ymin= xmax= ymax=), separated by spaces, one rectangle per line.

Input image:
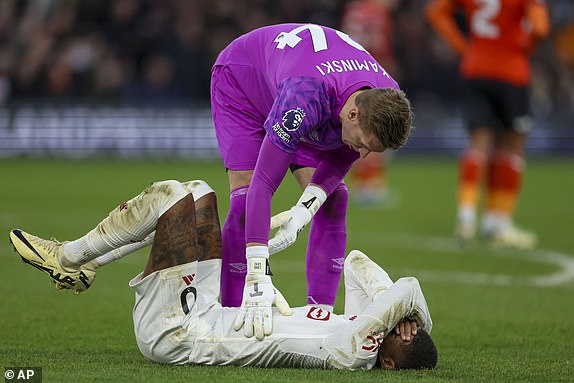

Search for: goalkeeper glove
xmin=268 ymin=184 xmax=327 ymax=255
xmin=233 ymin=246 xmax=292 ymax=340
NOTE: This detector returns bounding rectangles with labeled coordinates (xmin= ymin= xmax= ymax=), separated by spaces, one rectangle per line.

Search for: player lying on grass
xmin=9 ymin=179 xmax=437 ymax=370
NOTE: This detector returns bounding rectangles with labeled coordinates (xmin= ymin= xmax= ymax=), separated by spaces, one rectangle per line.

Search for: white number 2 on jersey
xmin=472 ymin=0 xmax=501 ymax=39
xmin=274 ymin=24 xmax=366 ymax=53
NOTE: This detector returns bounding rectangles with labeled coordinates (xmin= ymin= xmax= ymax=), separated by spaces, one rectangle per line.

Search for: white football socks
xmin=481 ymin=212 xmax=512 ymax=236
xmin=93 ymin=232 xmax=155 ymax=267
xmin=457 ymin=204 xmax=476 ymax=225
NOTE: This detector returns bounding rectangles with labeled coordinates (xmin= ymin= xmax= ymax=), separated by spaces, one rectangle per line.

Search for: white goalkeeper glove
xmin=268 ymin=185 xmax=327 ymax=255
xmin=233 ymin=246 xmax=292 ymax=340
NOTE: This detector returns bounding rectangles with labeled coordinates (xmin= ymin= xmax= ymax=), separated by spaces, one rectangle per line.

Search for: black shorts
xmin=463 ymin=79 xmax=532 ymax=133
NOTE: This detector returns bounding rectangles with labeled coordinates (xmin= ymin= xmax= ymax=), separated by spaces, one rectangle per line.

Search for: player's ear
xmin=348 ymin=108 xmax=359 ymax=121
xmin=381 ymin=356 xmax=396 ymax=370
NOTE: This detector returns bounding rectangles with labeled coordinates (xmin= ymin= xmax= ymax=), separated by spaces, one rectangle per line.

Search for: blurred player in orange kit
xmin=341 ymin=0 xmax=400 ymax=205
xmin=425 ymin=0 xmax=550 ymax=249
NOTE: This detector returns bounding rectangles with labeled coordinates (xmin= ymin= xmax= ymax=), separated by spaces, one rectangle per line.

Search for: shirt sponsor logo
xmin=272 ymin=123 xmax=292 ymax=143
xmin=306 ymin=306 xmax=331 ymax=321
xmin=282 ymin=108 xmax=306 ymax=131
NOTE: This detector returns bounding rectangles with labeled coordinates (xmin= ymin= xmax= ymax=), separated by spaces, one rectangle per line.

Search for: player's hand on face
xmin=394 ymin=319 xmax=418 ymax=342
xmin=233 ymin=274 xmax=292 ymax=340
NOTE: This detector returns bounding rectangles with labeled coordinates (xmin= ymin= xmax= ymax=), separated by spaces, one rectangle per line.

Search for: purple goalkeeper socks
xmin=306 ymin=183 xmax=348 ymax=307
xmin=220 ymin=186 xmax=248 ymax=307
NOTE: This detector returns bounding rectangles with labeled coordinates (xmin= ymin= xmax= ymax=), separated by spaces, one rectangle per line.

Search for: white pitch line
xmin=392 ymin=268 xmax=515 ymax=287
xmin=527 ymin=249 xmax=574 ymax=286
xmin=369 ymin=232 xmax=574 ymax=287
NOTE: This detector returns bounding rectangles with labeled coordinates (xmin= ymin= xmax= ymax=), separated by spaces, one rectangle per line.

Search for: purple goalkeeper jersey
xmin=214 ymin=23 xmax=400 ymax=154
xmin=213 ymin=24 xmax=401 ymax=245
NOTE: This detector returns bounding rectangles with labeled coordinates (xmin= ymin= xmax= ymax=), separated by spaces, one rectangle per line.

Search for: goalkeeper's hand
xmin=233 ymin=247 xmax=292 ymax=340
xmin=268 ymin=205 xmax=311 ymax=255
xmin=268 ymin=184 xmax=327 ymax=255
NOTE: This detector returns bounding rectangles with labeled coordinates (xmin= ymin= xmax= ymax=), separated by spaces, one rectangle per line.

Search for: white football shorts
xmin=129 ymin=259 xmax=221 ymax=364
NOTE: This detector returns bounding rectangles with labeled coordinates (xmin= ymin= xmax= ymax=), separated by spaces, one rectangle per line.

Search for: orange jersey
xmin=426 ymin=0 xmax=550 ymax=85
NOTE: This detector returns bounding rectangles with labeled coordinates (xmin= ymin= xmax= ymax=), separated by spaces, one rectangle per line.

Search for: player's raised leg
xmin=90 ymin=180 xmax=217 ymax=268
xmin=10 ymin=180 xmax=191 ymax=292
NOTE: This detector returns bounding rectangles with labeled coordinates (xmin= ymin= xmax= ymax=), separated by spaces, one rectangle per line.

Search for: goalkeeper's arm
xmin=269 ymin=146 xmax=357 ymax=255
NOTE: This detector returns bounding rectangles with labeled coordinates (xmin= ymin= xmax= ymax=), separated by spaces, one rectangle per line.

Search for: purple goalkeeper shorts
xmin=211 ymin=65 xmax=319 ymax=171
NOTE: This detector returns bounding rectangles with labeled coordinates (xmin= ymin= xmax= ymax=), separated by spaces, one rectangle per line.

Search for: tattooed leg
xmin=193 ymin=192 xmax=222 ymax=262
xmin=143 ymin=194 xmax=199 ymax=277
xmin=187 ymin=192 xmax=223 ymax=306
xmin=141 ymin=188 xmax=223 ymax=277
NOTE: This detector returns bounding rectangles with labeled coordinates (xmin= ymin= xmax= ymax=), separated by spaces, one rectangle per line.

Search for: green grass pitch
xmin=0 ymin=157 xmax=573 ymax=382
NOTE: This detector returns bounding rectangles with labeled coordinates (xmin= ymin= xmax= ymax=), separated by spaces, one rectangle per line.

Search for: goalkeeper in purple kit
xmin=211 ymin=23 xmax=413 ymax=339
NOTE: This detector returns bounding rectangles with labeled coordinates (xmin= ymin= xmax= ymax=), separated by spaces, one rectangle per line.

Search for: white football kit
xmin=130 ymin=252 xmax=432 ymax=370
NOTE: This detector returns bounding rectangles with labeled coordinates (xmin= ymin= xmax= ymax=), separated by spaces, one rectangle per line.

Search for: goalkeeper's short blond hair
xmin=355 ymin=88 xmax=413 ymax=150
